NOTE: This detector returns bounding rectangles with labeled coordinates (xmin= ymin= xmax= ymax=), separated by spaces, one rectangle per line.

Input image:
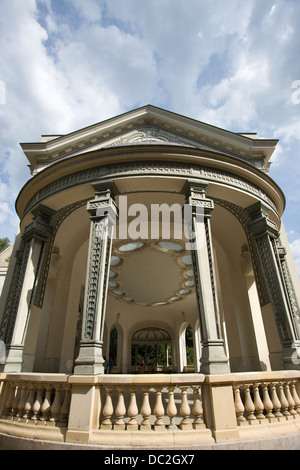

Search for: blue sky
xmin=0 ymin=0 xmax=300 ymax=273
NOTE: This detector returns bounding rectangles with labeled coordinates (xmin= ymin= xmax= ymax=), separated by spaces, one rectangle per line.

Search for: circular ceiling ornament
xmin=112 ymin=289 xmax=124 ymax=296
xmin=108 ymin=281 xmax=118 ymax=288
xmin=110 ymin=256 xmax=122 ymax=266
xmin=118 ymin=241 xmax=145 ymax=252
xmin=181 ymin=255 xmax=192 ymax=265
xmin=157 ymin=241 xmax=184 ymax=252
xmin=184 ymin=280 xmax=195 ymax=287
xmin=179 ymin=289 xmax=190 ymax=295
xmin=108 ymin=240 xmax=195 ymax=307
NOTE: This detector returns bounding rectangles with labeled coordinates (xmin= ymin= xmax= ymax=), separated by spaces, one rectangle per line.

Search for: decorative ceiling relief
xmin=108 ymin=240 xmax=195 ymax=307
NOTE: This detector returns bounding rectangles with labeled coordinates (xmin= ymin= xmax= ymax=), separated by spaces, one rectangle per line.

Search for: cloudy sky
xmin=0 ymin=0 xmax=300 ymax=272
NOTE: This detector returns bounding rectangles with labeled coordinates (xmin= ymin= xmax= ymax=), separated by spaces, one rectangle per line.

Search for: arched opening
xmin=131 ymin=327 xmax=172 ymax=373
xmin=179 ymin=322 xmax=195 ymax=372
xmin=185 ymin=324 xmax=195 ymax=367
xmin=109 ymin=324 xmax=118 ymax=370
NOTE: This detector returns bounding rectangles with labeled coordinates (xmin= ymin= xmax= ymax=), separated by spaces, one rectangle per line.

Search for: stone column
xmin=74 ymin=183 xmax=118 ymax=375
xmin=0 ymin=205 xmax=54 ymax=372
xmin=184 ymin=181 xmax=230 ymax=374
xmin=246 ymin=202 xmax=300 ymax=369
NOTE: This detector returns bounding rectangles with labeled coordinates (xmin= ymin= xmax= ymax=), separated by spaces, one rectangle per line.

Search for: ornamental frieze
xmin=23 ymin=161 xmax=279 ymax=219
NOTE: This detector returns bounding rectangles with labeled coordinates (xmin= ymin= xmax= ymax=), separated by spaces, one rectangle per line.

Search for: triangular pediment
xmin=20 ymin=105 xmax=278 ymax=174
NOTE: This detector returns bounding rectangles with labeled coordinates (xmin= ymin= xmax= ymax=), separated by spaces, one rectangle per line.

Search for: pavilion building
xmin=0 ymin=105 xmax=299 ymax=449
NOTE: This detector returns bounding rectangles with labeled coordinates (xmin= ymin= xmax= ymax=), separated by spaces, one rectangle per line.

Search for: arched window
xmin=109 ymin=325 xmax=118 ymax=369
xmin=185 ymin=324 xmax=194 ymax=366
xmin=131 ymin=327 xmax=172 ymax=373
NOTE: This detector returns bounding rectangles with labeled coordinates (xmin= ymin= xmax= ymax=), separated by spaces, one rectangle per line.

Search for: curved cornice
xmin=15 ymin=144 xmax=285 ymax=221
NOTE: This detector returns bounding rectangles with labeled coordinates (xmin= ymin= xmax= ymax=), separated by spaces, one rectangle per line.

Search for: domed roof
xmin=132 ymin=327 xmax=171 ymax=344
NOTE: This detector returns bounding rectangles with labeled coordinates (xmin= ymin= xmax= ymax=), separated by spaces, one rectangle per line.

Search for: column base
xmin=200 ymin=340 xmax=230 ymax=375
xmin=0 ymin=345 xmax=23 ymax=372
xmin=282 ymin=341 xmax=300 ymax=370
xmin=73 ymin=342 xmax=104 ymax=375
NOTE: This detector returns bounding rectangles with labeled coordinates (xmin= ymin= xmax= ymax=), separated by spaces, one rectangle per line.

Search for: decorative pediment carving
xmin=103 ymin=125 xmax=199 ymax=148
xmin=65 ymin=124 xmax=256 ymax=167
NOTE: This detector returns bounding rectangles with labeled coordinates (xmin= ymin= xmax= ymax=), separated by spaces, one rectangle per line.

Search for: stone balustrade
xmin=0 ymin=373 xmax=70 ymax=442
xmin=0 ymin=374 xmax=70 ymax=425
xmin=233 ymin=376 xmax=300 ymax=425
xmin=99 ymin=382 xmax=205 ymax=431
xmin=0 ymin=371 xmax=299 ymax=447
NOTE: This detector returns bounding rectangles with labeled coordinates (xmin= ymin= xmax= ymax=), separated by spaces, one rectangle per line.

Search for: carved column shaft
xmin=0 ymin=205 xmax=54 ymax=372
xmin=247 ymin=202 xmax=300 ymax=369
xmin=74 ymin=184 xmax=118 ymax=375
xmin=276 ymin=242 xmax=300 ymax=339
xmin=184 ymin=181 xmax=229 ymax=374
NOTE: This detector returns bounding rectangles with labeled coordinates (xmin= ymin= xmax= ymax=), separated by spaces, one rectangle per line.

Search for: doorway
xmin=131 ymin=327 xmax=172 ymax=373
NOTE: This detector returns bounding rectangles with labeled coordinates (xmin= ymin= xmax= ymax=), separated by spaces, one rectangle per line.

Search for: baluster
xmin=140 ymin=387 xmax=151 ymax=430
xmin=3 ymin=382 xmax=15 ymax=418
xmin=23 ymin=384 xmax=35 ymax=421
xmin=244 ymin=384 xmax=257 ymax=423
xmin=154 ymin=387 xmax=166 ymax=430
xmin=166 ymin=387 xmax=177 ymax=429
xmin=290 ymin=381 xmax=300 ymax=417
xmin=270 ymin=383 xmax=283 ymax=419
xmin=253 ymin=383 xmax=265 ymax=421
xmin=233 ymin=385 xmax=246 ymax=424
xmin=59 ymin=386 xmax=71 ymax=426
xmin=277 ymin=382 xmax=290 ymax=418
xmin=284 ymin=382 xmax=297 ymax=418
xmin=31 ymin=386 xmax=43 ymax=422
xmin=296 ymin=381 xmax=300 ymax=402
xmin=114 ymin=387 xmax=126 ymax=430
xmin=101 ymin=386 xmax=114 ymax=429
xmin=262 ymin=384 xmax=275 ymax=421
xmin=192 ymin=386 xmax=205 ymax=429
xmin=40 ymin=385 xmax=52 ymax=423
xmin=179 ymin=386 xmax=192 ymax=429
xmin=127 ymin=387 xmax=139 ymax=430
xmin=11 ymin=383 xmax=21 ymax=419
xmin=17 ymin=383 xmax=29 ymax=420
xmin=49 ymin=385 xmax=62 ymax=424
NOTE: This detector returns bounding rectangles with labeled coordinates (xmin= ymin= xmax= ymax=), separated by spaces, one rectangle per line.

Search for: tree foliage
xmin=0 ymin=237 xmax=10 ymax=253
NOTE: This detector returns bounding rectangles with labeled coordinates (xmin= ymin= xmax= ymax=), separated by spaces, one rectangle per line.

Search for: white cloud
xmin=70 ymin=0 xmax=102 ymax=23
xmin=289 ymin=239 xmax=300 ymax=277
xmin=0 ymin=0 xmax=299 ymax=272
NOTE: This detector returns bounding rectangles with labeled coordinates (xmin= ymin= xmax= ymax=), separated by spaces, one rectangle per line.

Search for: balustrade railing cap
xmin=68 ymin=375 xmax=99 ymax=385
xmin=203 ymin=371 xmax=300 ymax=386
xmin=5 ymin=372 xmax=69 ymax=383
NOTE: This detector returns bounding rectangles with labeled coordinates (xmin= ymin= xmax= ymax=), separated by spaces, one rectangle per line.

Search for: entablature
xmin=15 ymin=147 xmax=285 ymax=232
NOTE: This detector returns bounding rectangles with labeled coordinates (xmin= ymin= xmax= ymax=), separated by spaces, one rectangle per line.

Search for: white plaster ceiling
xmin=109 ymin=241 xmax=194 ymax=307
